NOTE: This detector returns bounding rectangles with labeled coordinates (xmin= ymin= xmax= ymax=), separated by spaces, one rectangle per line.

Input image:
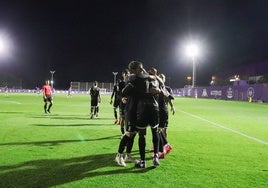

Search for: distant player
xmin=36 ymin=86 xmax=40 ymax=94
xmin=110 ymin=82 xmax=120 ymax=124
xmin=42 ymin=80 xmax=53 ymax=113
xmin=67 ymin=86 xmax=72 ymax=97
xmin=89 ymin=81 xmax=101 ymax=119
xmin=4 ymin=86 xmax=8 ymax=96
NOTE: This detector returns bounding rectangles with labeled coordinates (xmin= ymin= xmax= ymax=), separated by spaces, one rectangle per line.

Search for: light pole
xmin=185 ymin=42 xmax=200 ymax=88
xmin=50 ymin=70 xmax=55 ymax=89
xmin=112 ymin=72 xmax=118 ymax=85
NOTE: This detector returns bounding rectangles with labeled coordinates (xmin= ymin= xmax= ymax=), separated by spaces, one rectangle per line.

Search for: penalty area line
xmin=178 ymin=109 xmax=268 ymax=146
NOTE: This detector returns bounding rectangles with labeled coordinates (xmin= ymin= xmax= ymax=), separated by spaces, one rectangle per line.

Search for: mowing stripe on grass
xmin=178 ymin=109 xmax=268 ymax=146
xmin=0 ymin=100 xmax=21 ymax=104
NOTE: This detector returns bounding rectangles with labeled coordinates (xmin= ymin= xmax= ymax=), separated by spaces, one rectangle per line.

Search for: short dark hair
xmin=128 ymin=61 xmax=143 ymax=71
xmin=122 ymin=69 xmax=129 ymax=74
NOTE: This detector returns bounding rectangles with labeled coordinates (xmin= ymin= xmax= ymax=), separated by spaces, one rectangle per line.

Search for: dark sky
xmin=1 ymin=0 xmax=268 ymax=89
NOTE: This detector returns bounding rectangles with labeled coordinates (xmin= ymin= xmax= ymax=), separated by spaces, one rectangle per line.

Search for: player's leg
xmin=43 ymin=97 xmax=48 ymax=113
xmin=115 ymin=130 xmax=134 ymax=167
xmin=134 ymin=128 xmax=146 ymax=168
xmin=151 ymin=126 xmax=160 ymax=166
xmin=90 ymin=106 xmax=95 ymax=118
xmin=44 ymin=102 xmax=47 ymax=113
xmin=124 ymin=130 xmax=136 ymax=163
xmin=115 ymin=133 xmax=129 ymax=167
xmin=95 ymin=105 xmax=99 ymax=117
xmin=47 ymin=97 xmax=53 ymax=113
xmin=113 ymin=106 xmax=118 ymax=123
xmin=138 ymin=128 xmax=146 ymax=161
xmin=150 ymin=109 xmax=160 ymax=166
xmin=47 ymin=102 xmax=52 ymax=113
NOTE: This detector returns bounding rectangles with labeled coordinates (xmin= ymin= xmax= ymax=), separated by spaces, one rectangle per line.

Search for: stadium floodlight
xmin=112 ymin=72 xmax=118 ymax=85
xmin=0 ymin=33 xmax=11 ymax=58
xmin=185 ymin=42 xmax=200 ymax=88
xmin=50 ymin=70 xmax=55 ymax=89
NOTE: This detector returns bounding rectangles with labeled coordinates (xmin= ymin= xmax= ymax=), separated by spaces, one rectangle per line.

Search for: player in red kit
xmin=42 ymin=80 xmax=53 ymax=113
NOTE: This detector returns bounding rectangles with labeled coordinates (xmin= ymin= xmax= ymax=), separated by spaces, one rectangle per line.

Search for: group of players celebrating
xmin=42 ymin=60 xmax=175 ymax=168
xmin=111 ymin=60 xmax=175 ymax=168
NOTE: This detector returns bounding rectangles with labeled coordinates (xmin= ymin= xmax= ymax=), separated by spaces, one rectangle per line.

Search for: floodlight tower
xmin=50 ymin=70 xmax=55 ymax=89
xmin=185 ymin=42 xmax=200 ymax=88
xmin=112 ymin=72 xmax=118 ymax=85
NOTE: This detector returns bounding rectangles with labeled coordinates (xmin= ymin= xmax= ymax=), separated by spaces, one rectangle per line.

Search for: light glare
xmin=0 ymin=33 xmax=11 ymax=58
xmin=185 ymin=43 xmax=200 ymax=58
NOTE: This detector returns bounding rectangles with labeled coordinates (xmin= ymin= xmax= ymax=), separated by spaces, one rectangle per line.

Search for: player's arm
xmin=110 ymin=88 xmax=115 ymax=104
xmin=98 ymin=93 xmax=101 ymax=103
xmin=168 ymin=98 xmax=175 ymax=115
xmin=42 ymin=87 xmax=46 ymax=98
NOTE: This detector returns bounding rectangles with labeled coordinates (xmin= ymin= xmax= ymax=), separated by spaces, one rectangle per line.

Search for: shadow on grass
xmin=32 ymin=114 xmax=113 ymax=121
xmin=0 ymin=111 xmax=25 ymax=114
xmin=32 ymin=123 xmax=112 ymax=127
xmin=0 ymin=153 xmax=156 ymax=187
xmin=0 ymin=135 xmax=121 ymax=147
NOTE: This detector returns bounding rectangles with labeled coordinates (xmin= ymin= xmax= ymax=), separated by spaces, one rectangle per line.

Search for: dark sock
xmin=160 ymin=131 xmax=168 ymax=146
xmin=118 ymin=135 xmax=129 ymax=153
xmin=138 ymin=135 xmax=146 ymax=161
xmin=152 ymin=129 xmax=160 ymax=154
xmin=159 ymin=133 xmax=164 ymax=152
xmin=120 ymin=128 xmax=124 ymax=135
xmin=126 ymin=134 xmax=136 ymax=153
xmin=114 ymin=108 xmax=118 ymax=119
xmin=48 ymin=103 xmax=52 ymax=112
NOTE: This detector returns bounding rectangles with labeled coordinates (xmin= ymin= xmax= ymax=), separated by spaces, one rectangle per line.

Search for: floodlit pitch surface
xmin=0 ymin=93 xmax=267 ymax=187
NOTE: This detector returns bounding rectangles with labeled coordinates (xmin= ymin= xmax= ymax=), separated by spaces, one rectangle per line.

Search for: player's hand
xmin=122 ymin=97 xmax=127 ymax=104
xmin=171 ymin=106 xmax=175 ymax=115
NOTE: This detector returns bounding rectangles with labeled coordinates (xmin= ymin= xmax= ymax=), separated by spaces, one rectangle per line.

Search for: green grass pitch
xmin=0 ymin=93 xmax=267 ymax=187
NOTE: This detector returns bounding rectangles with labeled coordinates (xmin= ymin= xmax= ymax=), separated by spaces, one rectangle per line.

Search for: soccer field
xmin=0 ymin=93 xmax=267 ymax=188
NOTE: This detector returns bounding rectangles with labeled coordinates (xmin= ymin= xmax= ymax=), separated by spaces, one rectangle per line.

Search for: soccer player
xmin=89 ymin=81 xmax=101 ymax=119
xmin=36 ymin=86 xmax=40 ymax=94
xmin=67 ymin=86 xmax=72 ymax=97
xmin=159 ymin=74 xmax=175 ymax=136
xmin=115 ymin=66 xmax=137 ymax=167
xmin=125 ymin=62 xmax=161 ymax=168
xmin=42 ymin=80 xmax=53 ymax=113
xmin=157 ymin=73 xmax=175 ymax=158
xmin=110 ymin=82 xmax=120 ymax=124
xmin=118 ymin=69 xmax=130 ymax=134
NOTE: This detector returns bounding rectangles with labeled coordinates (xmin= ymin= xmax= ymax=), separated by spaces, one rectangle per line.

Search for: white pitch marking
xmin=178 ymin=109 xmax=268 ymax=146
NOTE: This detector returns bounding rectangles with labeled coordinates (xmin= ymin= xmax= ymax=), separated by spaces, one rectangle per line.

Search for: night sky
xmin=1 ymin=0 xmax=268 ymax=89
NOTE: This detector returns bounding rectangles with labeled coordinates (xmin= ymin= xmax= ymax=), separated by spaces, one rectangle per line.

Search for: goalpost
xmin=70 ymin=81 xmax=113 ymax=93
